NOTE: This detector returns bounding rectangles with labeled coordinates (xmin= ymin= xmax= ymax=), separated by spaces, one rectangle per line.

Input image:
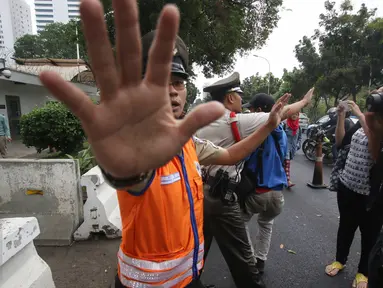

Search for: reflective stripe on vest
xmin=118 ymin=243 xmax=204 ymax=284
xmin=118 ymin=261 xmax=203 ymax=288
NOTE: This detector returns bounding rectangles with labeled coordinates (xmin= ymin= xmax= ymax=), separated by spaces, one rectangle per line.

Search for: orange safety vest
xmin=116 ymin=138 xmax=204 ymax=287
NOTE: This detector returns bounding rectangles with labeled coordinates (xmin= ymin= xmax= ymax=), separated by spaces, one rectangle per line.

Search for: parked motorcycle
xmin=302 ymin=127 xmax=334 ymax=163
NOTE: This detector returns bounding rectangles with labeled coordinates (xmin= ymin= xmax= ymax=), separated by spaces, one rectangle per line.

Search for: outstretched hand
xmin=303 ymin=87 xmax=315 ymax=106
xmin=39 ymin=0 xmax=225 ymax=178
xmin=268 ymin=93 xmax=291 ymax=128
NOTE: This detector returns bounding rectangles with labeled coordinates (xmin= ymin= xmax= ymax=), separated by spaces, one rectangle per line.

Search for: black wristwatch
xmin=100 ymin=166 xmax=149 ymax=189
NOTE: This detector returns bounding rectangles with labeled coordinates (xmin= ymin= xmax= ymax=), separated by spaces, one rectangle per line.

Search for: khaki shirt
xmin=193 ymin=136 xmax=224 ymax=165
xmin=196 ymin=109 xmax=269 ymax=181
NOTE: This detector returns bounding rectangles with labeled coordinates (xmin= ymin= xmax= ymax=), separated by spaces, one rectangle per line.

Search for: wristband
xmin=100 ymin=166 xmax=149 ymax=189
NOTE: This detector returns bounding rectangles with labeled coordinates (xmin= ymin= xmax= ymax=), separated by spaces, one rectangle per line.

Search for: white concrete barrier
xmin=0 ymin=217 xmax=56 ymax=288
xmin=74 ymin=166 xmax=122 ymax=240
xmin=0 ymin=159 xmax=83 ymax=246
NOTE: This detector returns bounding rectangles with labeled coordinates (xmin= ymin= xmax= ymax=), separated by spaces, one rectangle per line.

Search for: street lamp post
xmin=253 ymin=54 xmax=271 ymax=95
xmin=0 ymin=58 xmax=11 ymax=78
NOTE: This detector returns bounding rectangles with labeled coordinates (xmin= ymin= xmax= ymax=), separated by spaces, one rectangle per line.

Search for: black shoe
xmin=204 ymin=286 xmax=215 ymax=288
xmin=255 ymin=274 xmax=266 ymax=288
xmin=256 ymin=258 xmax=265 ymax=274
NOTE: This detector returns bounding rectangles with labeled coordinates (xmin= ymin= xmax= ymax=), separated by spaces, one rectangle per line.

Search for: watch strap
xmin=100 ymin=166 xmax=149 ymax=189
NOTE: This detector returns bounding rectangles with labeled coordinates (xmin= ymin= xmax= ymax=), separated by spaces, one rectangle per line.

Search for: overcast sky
xmin=25 ymin=0 xmax=383 ymax=96
xmin=195 ymin=0 xmax=383 ymax=96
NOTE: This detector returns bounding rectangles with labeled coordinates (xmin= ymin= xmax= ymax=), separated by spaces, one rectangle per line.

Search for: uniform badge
xmin=195 ymin=161 xmax=202 ymax=177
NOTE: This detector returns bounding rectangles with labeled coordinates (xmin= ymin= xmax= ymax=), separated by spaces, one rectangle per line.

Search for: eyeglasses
xmin=169 ymin=80 xmax=186 ymax=91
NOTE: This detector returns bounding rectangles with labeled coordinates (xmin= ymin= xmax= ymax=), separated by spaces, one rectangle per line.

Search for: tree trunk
xmin=333 ymin=95 xmax=339 ymax=107
xmin=323 ymin=94 xmax=330 ymax=110
xmin=333 ymin=88 xmax=342 ymax=107
xmin=351 ymin=86 xmax=357 ymax=102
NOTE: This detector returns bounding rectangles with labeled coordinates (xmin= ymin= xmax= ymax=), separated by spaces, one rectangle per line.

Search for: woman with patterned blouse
xmin=325 ymin=98 xmax=383 ymax=288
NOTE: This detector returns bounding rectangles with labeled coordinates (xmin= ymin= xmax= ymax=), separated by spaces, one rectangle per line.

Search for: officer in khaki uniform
xmin=198 ymin=73 xmax=313 ymax=287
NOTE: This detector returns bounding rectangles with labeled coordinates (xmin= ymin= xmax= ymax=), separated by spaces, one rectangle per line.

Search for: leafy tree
xmin=184 ymin=82 xmax=200 ymax=112
xmin=96 ymin=0 xmax=283 ymax=77
xmin=20 ymin=102 xmax=85 ymax=154
xmin=277 ymin=68 xmax=313 ymax=102
xmin=13 ymin=35 xmax=44 ymax=59
xmin=202 ymin=93 xmax=213 ymax=103
xmin=15 ymin=1 xmax=283 ymax=78
xmin=241 ymin=73 xmax=282 ymax=101
xmin=294 ymin=0 xmax=383 ymax=105
xmin=14 ymin=21 xmax=87 ymax=60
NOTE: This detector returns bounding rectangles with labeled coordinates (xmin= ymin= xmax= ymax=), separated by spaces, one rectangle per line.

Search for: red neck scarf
xmin=287 ymin=117 xmax=300 ymax=136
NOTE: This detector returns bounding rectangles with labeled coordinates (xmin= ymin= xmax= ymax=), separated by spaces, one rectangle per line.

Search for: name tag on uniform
xmin=161 ymin=172 xmax=181 ymax=185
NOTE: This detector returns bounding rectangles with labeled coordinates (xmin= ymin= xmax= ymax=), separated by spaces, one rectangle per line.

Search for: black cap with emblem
xmin=203 ymin=72 xmax=243 ymax=101
xmin=242 ymin=93 xmax=275 ymax=112
xmin=141 ymin=30 xmax=189 ymax=79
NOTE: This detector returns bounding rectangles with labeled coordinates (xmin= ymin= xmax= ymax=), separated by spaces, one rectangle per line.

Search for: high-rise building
xmin=0 ymin=0 xmax=33 ymax=50
xmin=34 ymin=0 xmax=80 ymax=32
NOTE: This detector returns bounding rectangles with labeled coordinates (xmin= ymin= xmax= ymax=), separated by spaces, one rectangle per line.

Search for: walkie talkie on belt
xmin=207 ymin=168 xmax=238 ymax=204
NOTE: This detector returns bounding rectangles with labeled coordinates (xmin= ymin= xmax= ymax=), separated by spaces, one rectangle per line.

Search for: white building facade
xmin=34 ymin=0 xmax=80 ymax=32
xmin=0 ymin=0 xmax=33 ymax=50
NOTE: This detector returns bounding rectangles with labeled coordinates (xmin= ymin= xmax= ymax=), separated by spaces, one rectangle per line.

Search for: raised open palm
xmin=40 ymin=0 xmax=225 ymax=178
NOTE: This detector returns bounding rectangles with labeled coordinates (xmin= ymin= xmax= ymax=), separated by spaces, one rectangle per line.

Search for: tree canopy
xmin=241 ymin=73 xmax=282 ymax=102
xmin=14 ymin=21 xmax=87 ymax=60
xmin=14 ymin=1 xmax=283 ymax=112
xmin=100 ymin=0 xmax=283 ymax=77
xmin=14 ymin=1 xmax=283 ymax=77
xmin=284 ymin=0 xmax=383 ymax=108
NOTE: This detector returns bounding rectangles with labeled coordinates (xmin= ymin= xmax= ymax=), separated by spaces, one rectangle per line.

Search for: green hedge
xmin=20 ymin=101 xmax=85 ymax=154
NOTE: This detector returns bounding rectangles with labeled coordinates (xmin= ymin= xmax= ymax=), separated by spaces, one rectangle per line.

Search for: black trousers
xmin=114 ymin=275 xmax=205 ymax=288
xmin=336 ymin=182 xmax=383 ymax=276
xmin=368 ymin=229 xmax=383 ymax=288
xmin=203 ymin=192 xmax=265 ymax=288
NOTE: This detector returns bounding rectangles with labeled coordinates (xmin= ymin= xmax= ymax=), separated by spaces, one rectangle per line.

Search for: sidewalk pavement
xmin=36 ymin=237 xmax=120 ymax=288
xmin=5 ymin=140 xmax=37 ymax=158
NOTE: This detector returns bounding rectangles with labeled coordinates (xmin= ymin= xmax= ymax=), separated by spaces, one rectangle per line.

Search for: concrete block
xmin=0 ymin=217 xmax=56 ymax=288
xmin=0 ymin=159 xmax=83 ymax=246
xmin=74 ymin=166 xmax=121 ymax=240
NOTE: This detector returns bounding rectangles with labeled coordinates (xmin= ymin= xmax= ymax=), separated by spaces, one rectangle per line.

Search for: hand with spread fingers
xmin=39 ymin=0 xmax=224 ymax=178
xmin=268 ymin=93 xmax=291 ymax=128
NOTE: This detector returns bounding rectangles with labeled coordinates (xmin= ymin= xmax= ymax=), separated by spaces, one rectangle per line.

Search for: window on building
xmin=37 ymin=19 xmax=54 ymax=23
xmin=35 ymin=8 xmax=53 ymax=13
xmin=35 ymin=14 xmax=54 ymax=18
xmin=35 ymin=3 xmax=53 ymax=7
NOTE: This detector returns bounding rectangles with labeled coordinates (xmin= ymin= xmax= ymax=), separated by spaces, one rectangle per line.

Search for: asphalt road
xmin=201 ymin=152 xmax=362 ymax=288
xmin=37 ymin=152 xmax=363 ymax=288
